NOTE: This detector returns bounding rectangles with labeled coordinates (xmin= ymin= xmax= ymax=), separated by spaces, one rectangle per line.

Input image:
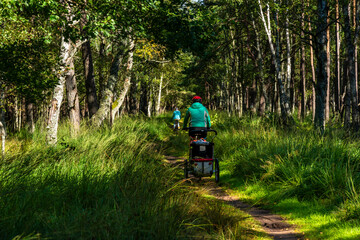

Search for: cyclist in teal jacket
xmin=183 ymin=96 xmax=211 ymax=139
xmin=172 ymin=107 xmax=181 ymax=130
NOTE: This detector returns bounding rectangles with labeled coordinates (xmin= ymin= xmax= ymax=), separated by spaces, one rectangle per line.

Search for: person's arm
xmin=206 ymin=109 xmax=211 ymax=128
xmin=171 ymin=112 xmax=175 ymax=121
xmin=183 ymin=110 xmax=190 ymax=128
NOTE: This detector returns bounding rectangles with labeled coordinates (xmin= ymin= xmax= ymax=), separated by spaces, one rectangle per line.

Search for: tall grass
xmin=213 ymin=113 xmax=360 ymax=219
xmin=1 ymin=115 xmax=268 ymax=240
xmin=1 ymin=117 xmax=186 ymax=239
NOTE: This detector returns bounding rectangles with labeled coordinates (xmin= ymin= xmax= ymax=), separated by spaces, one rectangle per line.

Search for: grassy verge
xmin=211 ymin=113 xmax=360 ymax=240
xmin=1 ymin=115 xmax=269 ymax=240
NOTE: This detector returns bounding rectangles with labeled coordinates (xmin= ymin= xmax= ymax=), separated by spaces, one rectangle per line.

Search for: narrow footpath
xmin=165 ymin=155 xmax=304 ymax=240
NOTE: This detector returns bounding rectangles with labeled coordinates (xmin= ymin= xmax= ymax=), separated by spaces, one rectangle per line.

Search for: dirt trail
xmin=165 ymin=156 xmax=303 ymax=240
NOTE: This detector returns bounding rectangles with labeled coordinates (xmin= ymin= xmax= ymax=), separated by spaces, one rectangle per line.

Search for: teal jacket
xmin=172 ymin=110 xmax=181 ymax=120
xmin=183 ymin=102 xmax=211 ymax=128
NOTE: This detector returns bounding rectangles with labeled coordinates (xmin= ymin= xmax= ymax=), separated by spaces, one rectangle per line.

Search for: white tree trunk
xmin=111 ymin=36 xmax=135 ymax=121
xmin=46 ymin=36 xmax=71 ymax=145
xmin=148 ymin=87 xmax=153 ymax=117
xmin=92 ymin=50 xmax=124 ymax=127
xmin=65 ymin=43 xmax=81 ymax=135
xmin=156 ymin=72 xmax=163 ymax=115
xmin=14 ymin=96 xmax=19 ymax=131
xmin=286 ymin=15 xmax=292 ymax=98
xmin=258 ymin=0 xmax=292 ymax=120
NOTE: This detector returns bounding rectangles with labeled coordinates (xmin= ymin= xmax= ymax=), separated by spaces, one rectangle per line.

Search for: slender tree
xmin=314 ymin=0 xmax=328 ymax=132
xmin=258 ymin=0 xmax=292 ymax=122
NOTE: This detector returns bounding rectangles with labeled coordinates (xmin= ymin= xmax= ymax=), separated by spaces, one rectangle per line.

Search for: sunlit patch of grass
xmin=0 ymin=117 xmax=198 ymax=239
xmin=2 ymin=114 xmax=275 ymax=240
xmin=212 ymin=113 xmax=360 ymax=239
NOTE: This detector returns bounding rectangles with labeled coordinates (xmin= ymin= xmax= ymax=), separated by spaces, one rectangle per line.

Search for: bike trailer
xmin=190 ymin=140 xmax=214 ymax=176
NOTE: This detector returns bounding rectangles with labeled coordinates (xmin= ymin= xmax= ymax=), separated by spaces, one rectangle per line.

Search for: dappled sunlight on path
xmin=164 ymin=155 xmax=304 ymax=240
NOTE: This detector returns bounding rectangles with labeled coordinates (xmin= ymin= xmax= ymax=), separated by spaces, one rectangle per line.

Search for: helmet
xmin=192 ymin=96 xmax=202 ymax=103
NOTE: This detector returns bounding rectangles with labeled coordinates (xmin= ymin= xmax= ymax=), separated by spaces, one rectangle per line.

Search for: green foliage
xmin=1 ymin=116 xmax=268 ymax=240
xmin=0 ymin=38 xmax=58 ymax=101
xmin=216 ymin=114 xmax=360 ymax=203
xmin=209 ymin=113 xmax=360 ymax=238
xmin=1 ymin=118 xmax=181 ymax=239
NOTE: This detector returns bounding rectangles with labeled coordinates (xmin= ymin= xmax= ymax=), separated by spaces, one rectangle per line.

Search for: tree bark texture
xmin=156 ymin=72 xmax=164 ymax=115
xmin=314 ymin=0 xmax=328 ymax=132
xmin=301 ymin=34 xmax=306 ymax=119
xmin=343 ymin=2 xmax=360 ymax=129
xmin=82 ymin=40 xmax=99 ymax=118
xmin=326 ymin=15 xmax=331 ymax=121
xmin=251 ymin=17 xmax=265 ymax=115
xmin=80 ymin=1 xmax=99 ymax=118
xmin=335 ymin=0 xmax=341 ymax=112
xmin=46 ymin=36 xmax=71 ymax=145
xmin=65 ymin=44 xmax=81 ymax=134
xmin=26 ymin=101 xmax=35 ymax=133
xmin=258 ymin=0 xmax=292 ymax=121
xmin=309 ymin=21 xmax=317 ymax=121
xmin=98 ymin=40 xmax=106 ymax=102
xmin=92 ymin=49 xmax=125 ymax=127
xmin=140 ymin=80 xmax=148 ymax=115
xmin=286 ymin=13 xmax=292 ymax=111
xmin=299 ymin=1 xmax=306 ymax=119
xmin=111 ymin=36 xmax=135 ymax=121
xmin=147 ymin=86 xmax=153 ymax=117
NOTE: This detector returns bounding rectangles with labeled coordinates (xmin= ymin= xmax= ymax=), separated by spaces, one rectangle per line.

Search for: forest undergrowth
xmin=0 ymin=116 xmax=268 ymax=240
xmin=3 ymin=112 xmax=360 ymax=240
xmin=207 ymin=112 xmax=360 ymax=240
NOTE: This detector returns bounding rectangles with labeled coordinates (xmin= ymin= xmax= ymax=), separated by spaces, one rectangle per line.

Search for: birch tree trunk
xmin=92 ymin=49 xmax=124 ymax=127
xmin=314 ymin=0 xmax=328 ymax=133
xmin=111 ymin=36 xmax=135 ymax=121
xmin=156 ymin=72 xmax=163 ymax=115
xmin=335 ymin=0 xmax=341 ymax=112
xmin=147 ymin=86 xmax=153 ymax=117
xmin=285 ymin=12 xmax=292 ymax=111
xmin=65 ymin=44 xmax=81 ymax=135
xmin=46 ymin=35 xmax=70 ymax=145
xmin=326 ymin=15 xmax=331 ymax=122
xmin=309 ymin=8 xmax=317 ymax=121
xmin=14 ymin=96 xmax=19 ymax=131
xmin=301 ymin=20 xmax=306 ymax=119
xmin=258 ymin=0 xmax=292 ymax=122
